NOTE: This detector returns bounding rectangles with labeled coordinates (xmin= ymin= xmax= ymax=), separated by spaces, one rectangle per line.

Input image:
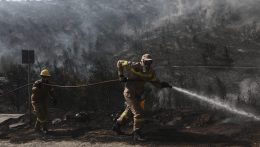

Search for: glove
xmin=51 ymin=98 xmax=57 ymax=106
xmin=119 ymin=75 xmax=127 ymax=83
xmin=140 ymin=99 xmax=145 ymax=110
xmin=161 ymin=82 xmax=172 ymax=88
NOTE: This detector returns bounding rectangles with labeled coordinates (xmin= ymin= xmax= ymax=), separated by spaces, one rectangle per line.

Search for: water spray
xmin=172 ymin=86 xmax=260 ymax=121
xmin=172 ymin=65 xmax=260 ymax=69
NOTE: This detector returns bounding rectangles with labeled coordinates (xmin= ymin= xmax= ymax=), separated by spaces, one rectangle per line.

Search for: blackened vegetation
xmin=0 ymin=0 xmax=259 ymax=121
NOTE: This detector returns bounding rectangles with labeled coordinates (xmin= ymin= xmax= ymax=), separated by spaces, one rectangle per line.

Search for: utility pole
xmin=22 ymin=50 xmax=35 ymax=125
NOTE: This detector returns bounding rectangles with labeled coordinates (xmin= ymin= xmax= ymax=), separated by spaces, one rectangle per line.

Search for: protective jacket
xmin=31 ymin=79 xmax=54 ymax=125
xmin=117 ymin=60 xmax=160 ymax=132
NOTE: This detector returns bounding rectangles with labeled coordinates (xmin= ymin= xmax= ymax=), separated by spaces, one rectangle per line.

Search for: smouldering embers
xmin=172 ymin=86 xmax=260 ymax=121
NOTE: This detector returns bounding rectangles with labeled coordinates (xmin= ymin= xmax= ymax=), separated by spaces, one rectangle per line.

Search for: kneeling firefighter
xmin=31 ymin=69 xmax=57 ymax=134
xmin=113 ymin=54 xmax=172 ymax=141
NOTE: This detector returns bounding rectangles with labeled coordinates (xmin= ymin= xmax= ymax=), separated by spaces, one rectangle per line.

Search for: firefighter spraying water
xmin=113 ymin=54 xmax=172 ymax=141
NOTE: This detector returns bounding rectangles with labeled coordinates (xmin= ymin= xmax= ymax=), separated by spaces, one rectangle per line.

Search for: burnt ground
xmin=1 ymin=109 xmax=260 ymax=147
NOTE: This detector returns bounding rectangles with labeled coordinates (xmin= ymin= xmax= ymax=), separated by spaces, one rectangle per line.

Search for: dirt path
xmin=0 ymin=126 xmax=254 ymax=147
xmin=0 ymin=110 xmax=259 ymax=146
xmin=0 ymin=141 xmax=143 ymax=147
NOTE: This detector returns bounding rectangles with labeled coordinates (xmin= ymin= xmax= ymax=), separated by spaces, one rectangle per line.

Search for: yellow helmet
xmin=141 ymin=53 xmax=153 ymax=61
xmin=40 ymin=69 xmax=51 ymax=77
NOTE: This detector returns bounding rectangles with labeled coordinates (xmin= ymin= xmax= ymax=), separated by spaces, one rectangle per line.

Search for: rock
xmin=9 ymin=122 xmax=25 ymax=129
xmin=185 ymin=126 xmax=191 ymax=129
xmin=166 ymin=120 xmax=176 ymax=126
xmin=0 ymin=114 xmax=25 ymax=125
xmin=52 ymin=118 xmax=62 ymax=126
xmin=75 ymin=112 xmax=89 ymax=122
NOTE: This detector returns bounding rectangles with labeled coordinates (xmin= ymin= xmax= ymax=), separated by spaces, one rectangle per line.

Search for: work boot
xmin=34 ymin=121 xmax=41 ymax=133
xmin=34 ymin=127 xmax=41 ymax=133
xmin=42 ymin=124 xmax=49 ymax=134
xmin=133 ymin=130 xmax=146 ymax=142
xmin=42 ymin=129 xmax=48 ymax=135
xmin=42 ymin=128 xmax=49 ymax=134
xmin=112 ymin=122 xmax=123 ymax=135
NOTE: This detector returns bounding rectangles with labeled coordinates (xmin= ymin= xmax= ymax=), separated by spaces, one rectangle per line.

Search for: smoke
xmin=0 ymin=0 xmax=259 ymax=77
xmin=0 ymin=0 xmax=259 ymax=115
xmin=0 ymin=0 xmax=258 ymax=61
xmin=239 ymin=78 xmax=260 ymax=103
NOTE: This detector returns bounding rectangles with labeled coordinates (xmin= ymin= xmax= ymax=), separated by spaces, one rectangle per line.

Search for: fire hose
xmin=0 ymin=80 xmax=121 ymax=97
xmin=42 ymin=79 xmax=169 ymax=88
xmin=0 ymin=83 xmax=34 ymax=97
xmin=0 ymin=79 xmax=169 ymax=97
xmin=42 ymin=79 xmax=120 ymax=88
xmin=2 ymin=78 xmax=260 ymax=122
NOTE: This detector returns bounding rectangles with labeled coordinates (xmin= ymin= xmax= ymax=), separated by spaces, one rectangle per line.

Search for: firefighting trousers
xmin=32 ymin=101 xmax=48 ymax=130
xmin=117 ymin=89 xmax=144 ymax=132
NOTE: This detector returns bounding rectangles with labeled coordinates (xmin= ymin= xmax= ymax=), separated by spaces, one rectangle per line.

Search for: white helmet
xmin=141 ymin=54 xmax=153 ymax=61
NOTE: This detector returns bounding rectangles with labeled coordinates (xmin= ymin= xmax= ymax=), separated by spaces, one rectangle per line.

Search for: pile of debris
xmin=0 ymin=114 xmax=25 ymax=139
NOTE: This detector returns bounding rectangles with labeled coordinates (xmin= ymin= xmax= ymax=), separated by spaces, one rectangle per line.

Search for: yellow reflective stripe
xmin=135 ymin=118 xmax=145 ymax=123
xmin=37 ymin=118 xmax=47 ymax=123
xmin=129 ymin=68 xmax=153 ymax=78
xmin=121 ymin=61 xmax=129 ymax=66
xmin=121 ymin=111 xmax=129 ymax=119
xmin=32 ymin=87 xmax=38 ymax=94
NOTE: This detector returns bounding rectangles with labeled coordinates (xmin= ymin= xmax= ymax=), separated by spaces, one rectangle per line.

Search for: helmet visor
xmin=143 ymin=60 xmax=153 ymax=65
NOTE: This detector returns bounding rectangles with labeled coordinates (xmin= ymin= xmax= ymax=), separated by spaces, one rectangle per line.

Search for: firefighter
xmin=113 ymin=54 xmax=172 ymax=141
xmin=31 ymin=69 xmax=57 ymax=134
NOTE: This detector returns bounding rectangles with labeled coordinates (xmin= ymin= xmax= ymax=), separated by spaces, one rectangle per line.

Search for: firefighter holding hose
xmin=31 ymin=69 xmax=57 ymax=134
xmin=113 ymin=53 xmax=172 ymax=141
